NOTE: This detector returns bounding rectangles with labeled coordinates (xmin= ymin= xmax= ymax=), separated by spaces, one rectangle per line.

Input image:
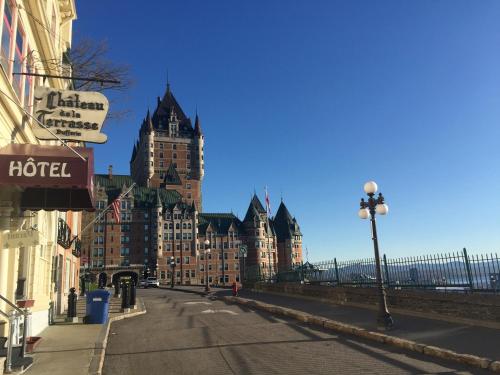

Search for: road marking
xmin=201 ymin=309 xmax=238 ymax=315
xmin=184 ymin=301 xmax=212 ymax=305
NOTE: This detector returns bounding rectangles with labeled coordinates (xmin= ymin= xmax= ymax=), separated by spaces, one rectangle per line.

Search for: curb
xmin=221 ymin=296 xmax=499 ymax=373
xmin=87 ymin=298 xmax=147 ymax=375
xmin=158 ymin=286 xmax=207 ymax=296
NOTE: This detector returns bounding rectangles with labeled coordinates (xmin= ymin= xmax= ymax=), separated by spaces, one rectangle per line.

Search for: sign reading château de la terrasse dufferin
xmin=33 ymin=87 xmax=109 ymax=143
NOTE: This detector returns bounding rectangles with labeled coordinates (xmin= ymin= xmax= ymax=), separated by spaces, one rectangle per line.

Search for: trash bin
xmin=86 ymin=290 xmax=111 ymax=324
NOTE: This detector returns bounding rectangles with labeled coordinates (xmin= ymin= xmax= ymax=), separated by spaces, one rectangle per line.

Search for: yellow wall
xmin=0 ymin=0 xmax=78 ymax=337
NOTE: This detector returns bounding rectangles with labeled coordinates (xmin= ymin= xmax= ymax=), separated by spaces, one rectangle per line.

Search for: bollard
xmin=114 ymin=281 xmax=120 ymax=297
xmin=130 ymin=282 xmax=137 ymax=308
xmin=66 ymin=287 xmax=78 ymax=322
xmin=121 ymin=282 xmax=130 ymax=311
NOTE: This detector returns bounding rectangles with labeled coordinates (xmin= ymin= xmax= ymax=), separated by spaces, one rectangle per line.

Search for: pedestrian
xmin=232 ymin=282 xmax=238 ymax=296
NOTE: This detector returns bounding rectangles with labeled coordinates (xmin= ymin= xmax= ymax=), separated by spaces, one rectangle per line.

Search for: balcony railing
xmin=57 ymin=218 xmax=71 ymax=249
xmin=72 ymin=238 xmax=82 ymax=258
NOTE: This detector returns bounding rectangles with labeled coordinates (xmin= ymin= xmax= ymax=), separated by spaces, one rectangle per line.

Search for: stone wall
xmin=252 ymin=282 xmax=500 ymax=323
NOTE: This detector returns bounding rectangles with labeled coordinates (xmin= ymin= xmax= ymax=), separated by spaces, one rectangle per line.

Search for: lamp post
xmin=358 ymin=180 xmax=393 ymax=330
xmin=204 ymin=239 xmax=211 ymax=292
xmin=169 ymin=257 xmax=176 ymax=289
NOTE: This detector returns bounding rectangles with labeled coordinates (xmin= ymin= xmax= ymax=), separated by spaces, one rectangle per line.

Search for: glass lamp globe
xmin=375 ymin=204 xmax=389 ymax=215
xmin=364 ymin=181 xmax=378 ymax=194
xmin=358 ymin=208 xmax=370 ymax=219
xmin=204 ymin=239 xmax=210 ymax=246
xmin=206 ymin=248 xmax=211 ymax=254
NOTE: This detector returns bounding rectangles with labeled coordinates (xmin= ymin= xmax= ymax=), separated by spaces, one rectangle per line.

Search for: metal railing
xmin=273 ymin=248 xmax=500 ymax=293
xmin=0 ymin=293 xmax=28 ymax=372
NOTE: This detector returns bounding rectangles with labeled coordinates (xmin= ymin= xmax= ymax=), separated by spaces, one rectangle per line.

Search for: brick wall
xmin=252 ymin=282 xmax=500 ymax=323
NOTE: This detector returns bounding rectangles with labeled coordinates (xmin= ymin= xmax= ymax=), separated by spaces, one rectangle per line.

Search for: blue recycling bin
xmin=86 ymin=290 xmax=111 ymax=324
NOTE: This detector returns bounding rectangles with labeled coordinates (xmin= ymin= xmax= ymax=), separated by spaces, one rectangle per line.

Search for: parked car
xmin=146 ymin=277 xmax=159 ymax=288
xmin=139 ymin=279 xmax=148 ymax=288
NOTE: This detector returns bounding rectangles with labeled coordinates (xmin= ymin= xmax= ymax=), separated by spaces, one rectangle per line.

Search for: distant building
xmin=81 ymin=84 xmax=303 ymax=285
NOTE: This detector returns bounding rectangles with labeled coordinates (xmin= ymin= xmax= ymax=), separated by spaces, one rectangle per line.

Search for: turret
xmin=145 ymin=109 xmax=155 ymax=185
xmin=193 ymin=114 xmax=205 ymax=180
xmin=155 ymin=189 xmax=163 ymax=258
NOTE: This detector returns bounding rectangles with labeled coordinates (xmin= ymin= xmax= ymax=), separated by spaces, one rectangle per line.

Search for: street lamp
xmin=359 ymin=180 xmax=393 ymax=330
xmin=169 ymin=256 xmax=176 ymax=289
xmin=204 ymin=239 xmax=211 ymax=292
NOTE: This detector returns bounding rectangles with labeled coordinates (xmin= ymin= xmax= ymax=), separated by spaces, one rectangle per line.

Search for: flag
xmin=112 ymin=197 xmax=121 ymax=223
xmin=265 ymin=186 xmax=271 ymax=217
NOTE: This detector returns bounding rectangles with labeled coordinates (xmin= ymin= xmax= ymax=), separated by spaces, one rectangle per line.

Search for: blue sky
xmin=74 ymin=1 xmax=500 ymax=261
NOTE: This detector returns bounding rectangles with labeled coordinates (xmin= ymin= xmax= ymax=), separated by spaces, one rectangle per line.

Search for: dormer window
xmin=170 ymin=123 xmax=178 ymax=137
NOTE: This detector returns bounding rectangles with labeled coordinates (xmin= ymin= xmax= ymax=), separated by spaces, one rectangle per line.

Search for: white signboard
xmin=32 ymin=87 xmax=109 ymax=143
xmin=1 ymin=229 xmax=40 ymax=249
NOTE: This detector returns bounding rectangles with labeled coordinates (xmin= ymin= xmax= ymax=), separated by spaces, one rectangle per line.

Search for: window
xmin=120 ymin=248 xmax=129 ymax=256
xmin=185 ymin=271 xmax=190 ymax=278
xmin=173 ymin=153 xmax=177 ymax=159
xmin=224 ymin=253 xmax=228 ymax=259
xmin=121 ymin=258 xmax=130 ymax=267
xmin=173 ymin=144 xmax=177 ymax=150
xmin=144 ymin=235 xmax=149 ymax=242
xmin=224 ymin=275 xmax=229 ymax=283
xmin=94 ymin=236 xmax=104 ymax=245
xmin=1 ymin=0 xmax=13 ymax=71
xmin=144 ymin=224 xmax=149 ymax=230
xmin=93 ymin=248 xmax=104 ymax=257
xmin=208 ymin=264 xmax=212 ymax=270
xmin=159 ymin=152 xmax=164 ymax=158
xmin=184 ymin=256 xmax=190 ymax=264
xmin=224 ymin=264 xmax=229 ymax=271
xmin=144 ymin=247 xmax=148 ymax=254
xmin=176 ymin=257 xmax=180 ymax=264
xmin=120 ymin=236 xmax=130 ymax=243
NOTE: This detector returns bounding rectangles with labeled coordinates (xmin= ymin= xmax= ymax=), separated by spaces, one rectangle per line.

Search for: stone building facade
xmin=82 ymin=85 xmax=303 ymax=285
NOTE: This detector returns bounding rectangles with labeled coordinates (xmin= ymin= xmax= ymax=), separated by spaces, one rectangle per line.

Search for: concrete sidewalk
xmin=23 ymin=296 xmax=145 ymax=375
xmin=212 ymin=288 xmax=500 ymax=364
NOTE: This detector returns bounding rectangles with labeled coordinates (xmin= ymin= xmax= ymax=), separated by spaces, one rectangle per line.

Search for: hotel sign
xmin=1 ymin=229 xmax=40 ymax=249
xmin=33 ymin=87 xmax=109 ymax=144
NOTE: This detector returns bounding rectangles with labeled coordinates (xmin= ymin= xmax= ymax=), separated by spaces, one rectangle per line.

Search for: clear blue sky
xmin=74 ymin=1 xmax=500 ymax=262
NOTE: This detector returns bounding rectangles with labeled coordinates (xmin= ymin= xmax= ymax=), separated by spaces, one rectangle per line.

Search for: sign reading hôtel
xmin=33 ymin=87 xmax=109 ymax=144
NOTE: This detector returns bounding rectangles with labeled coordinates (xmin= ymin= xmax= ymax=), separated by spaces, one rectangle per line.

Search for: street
xmin=102 ymin=289 xmax=488 ymax=375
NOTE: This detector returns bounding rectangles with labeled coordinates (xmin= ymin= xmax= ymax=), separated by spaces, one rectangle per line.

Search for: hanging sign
xmin=1 ymin=229 xmax=40 ymax=249
xmin=32 ymin=87 xmax=109 ymax=143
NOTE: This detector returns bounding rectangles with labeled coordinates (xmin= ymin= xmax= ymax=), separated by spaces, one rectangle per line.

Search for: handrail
xmin=0 ymin=293 xmax=24 ymax=315
xmin=0 ymin=308 xmax=9 ymax=319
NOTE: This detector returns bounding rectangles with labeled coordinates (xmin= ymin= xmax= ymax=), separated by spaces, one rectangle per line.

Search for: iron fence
xmin=271 ymin=248 xmax=500 ymax=293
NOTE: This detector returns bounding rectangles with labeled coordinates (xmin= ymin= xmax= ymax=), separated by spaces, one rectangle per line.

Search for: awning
xmin=0 ymin=144 xmax=95 ymax=211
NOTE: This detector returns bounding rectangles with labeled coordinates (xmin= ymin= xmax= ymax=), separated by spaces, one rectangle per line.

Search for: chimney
xmin=108 ymin=165 xmax=113 ymax=180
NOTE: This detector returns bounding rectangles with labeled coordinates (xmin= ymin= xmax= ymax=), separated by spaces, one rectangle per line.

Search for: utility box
xmin=86 ymin=290 xmax=110 ymax=324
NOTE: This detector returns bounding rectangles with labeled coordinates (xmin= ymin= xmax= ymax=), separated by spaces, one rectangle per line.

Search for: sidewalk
xmin=215 ymin=288 xmax=500 ymax=362
xmin=23 ymin=295 xmax=145 ymax=375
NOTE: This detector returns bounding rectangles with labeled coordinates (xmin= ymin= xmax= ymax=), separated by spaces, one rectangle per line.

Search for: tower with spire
xmin=130 ymin=82 xmax=204 ymax=210
xmin=273 ymin=200 xmax=303 ymax=272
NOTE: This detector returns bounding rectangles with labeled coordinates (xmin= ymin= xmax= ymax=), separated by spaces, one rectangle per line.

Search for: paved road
xmin=103 ymin=289 xmax=489 ymax=375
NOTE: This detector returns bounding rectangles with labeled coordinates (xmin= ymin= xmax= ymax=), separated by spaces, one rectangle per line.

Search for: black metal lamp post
xmin=204 ymin=240 xmax=211 ymax=292
xmin=358 ymin=180 xmax=394 ymax=330
xmin=170 ymin=257 xmax=176 ymax=289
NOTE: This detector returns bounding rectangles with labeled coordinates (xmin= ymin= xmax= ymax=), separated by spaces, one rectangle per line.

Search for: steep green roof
xmin=198 ymin=213 xmax=242 ymax=235
xmin=243 ymin=194 xmax=267 ymax=222
xmin=94 ymin=174 xmax=181 ymax=208
xmin=273 ymin=201 xmax=302 ymax=241
xmin=163 ymin=163 xmax=182 ymax=185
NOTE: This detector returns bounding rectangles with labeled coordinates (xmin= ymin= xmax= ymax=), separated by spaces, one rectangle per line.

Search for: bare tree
xmin=30 ymin=38 xmax=132 ymax=120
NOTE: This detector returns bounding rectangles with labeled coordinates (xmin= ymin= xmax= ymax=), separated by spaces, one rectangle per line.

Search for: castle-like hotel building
xmin=81 ymin=84 xmax=303 ymax=285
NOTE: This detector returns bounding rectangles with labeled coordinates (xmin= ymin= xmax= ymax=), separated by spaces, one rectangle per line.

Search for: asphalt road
xmin=103 ymin=289 xmax=489 ymax=375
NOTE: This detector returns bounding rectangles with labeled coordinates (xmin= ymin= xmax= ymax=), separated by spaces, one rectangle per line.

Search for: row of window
xmin=159 ymin=272 xmax=239 ymax=285
xmin=199 ymin=263 xmax=239 ymax=271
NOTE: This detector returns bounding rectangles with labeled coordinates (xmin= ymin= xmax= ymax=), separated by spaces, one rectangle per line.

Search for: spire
xmin=194 ymin=113 xmax=202 ymax=136
xmin=156 ymin=189 xmax=162 ymax=208
xmin=145 ymin=109 xmax=154 ymax=133
xmin=130 ymin=143 xmax=137 ymax=162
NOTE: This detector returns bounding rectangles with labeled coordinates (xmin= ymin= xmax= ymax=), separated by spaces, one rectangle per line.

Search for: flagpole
xmin=75 ymin=182 xmax=136 ymax=241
